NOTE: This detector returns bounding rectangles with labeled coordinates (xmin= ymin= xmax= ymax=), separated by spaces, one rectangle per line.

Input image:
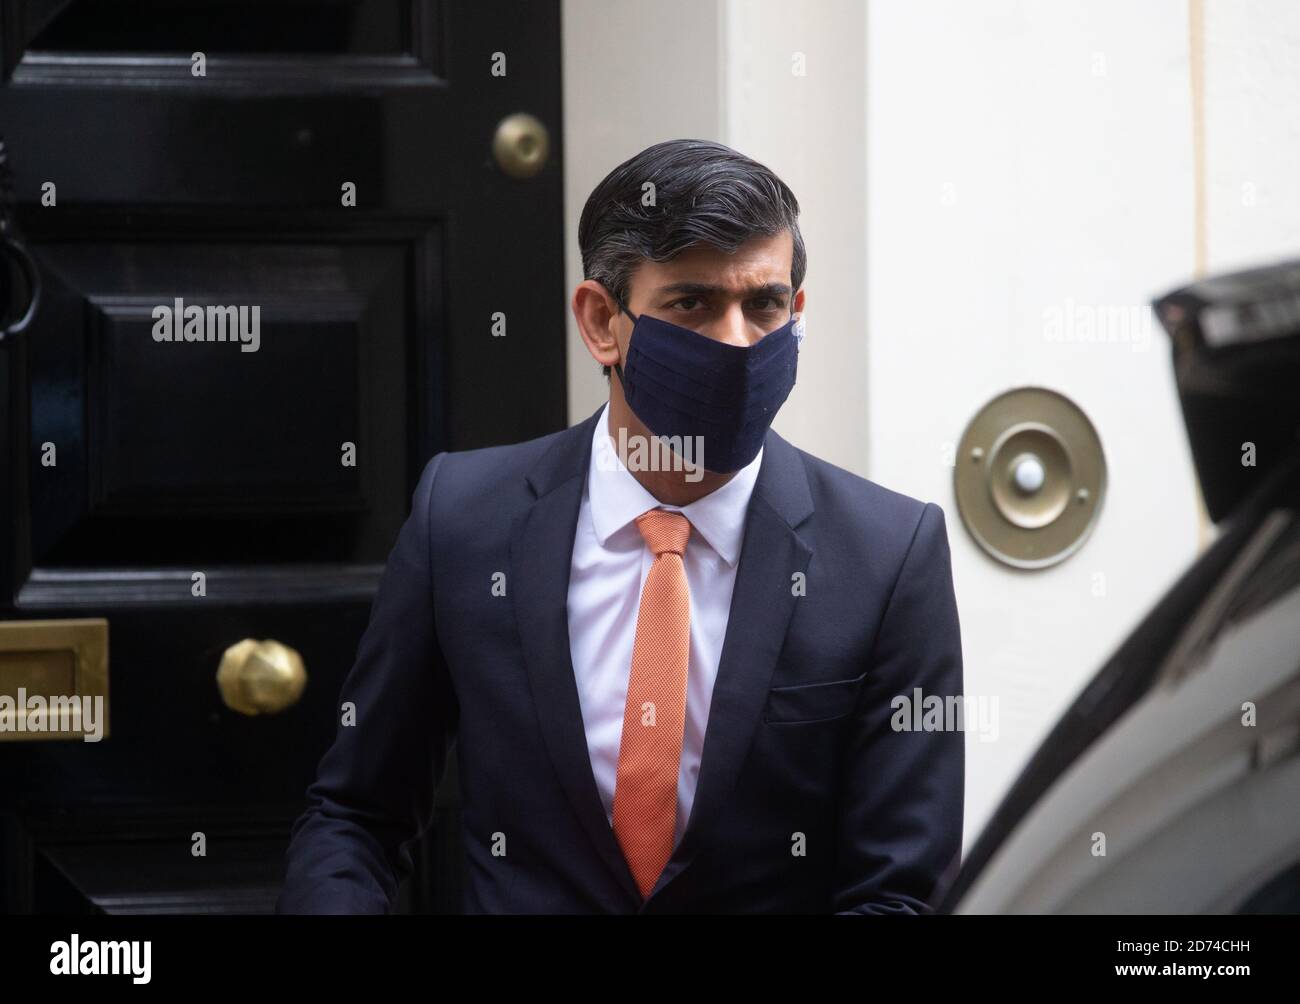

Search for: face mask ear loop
xmin=611 ymin=293 xmax=636 ymax=386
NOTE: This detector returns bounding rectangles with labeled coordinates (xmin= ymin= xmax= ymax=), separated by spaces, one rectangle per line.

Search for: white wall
xmin=1204 ymin=0 xmax=1300 ymax=271
xmin=563 ymin=0 xmax=1300 ymax=855
xmin=866 ymin=0 xmax=1206 ymax=846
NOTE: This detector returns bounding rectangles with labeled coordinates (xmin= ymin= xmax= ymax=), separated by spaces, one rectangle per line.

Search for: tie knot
xmin=634 ymin=508 xmax=692 ymax=556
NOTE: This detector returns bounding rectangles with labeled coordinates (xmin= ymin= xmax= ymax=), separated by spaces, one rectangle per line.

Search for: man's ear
xmin=573 ymin=280 xmax=624 ymax=371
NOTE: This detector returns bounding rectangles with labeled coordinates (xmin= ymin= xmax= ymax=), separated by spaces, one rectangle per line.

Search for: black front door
xmin=0 ymin=0 xmax=565 ymax=913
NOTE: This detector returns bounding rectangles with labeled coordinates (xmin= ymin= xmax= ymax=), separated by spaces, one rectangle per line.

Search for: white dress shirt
xmin=567 ymin=402 xmax=764 ymax=848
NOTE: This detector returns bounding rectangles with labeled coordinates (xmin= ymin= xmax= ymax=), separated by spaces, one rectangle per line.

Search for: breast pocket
xmin=762 ymin=670 xmax=867 ymax=725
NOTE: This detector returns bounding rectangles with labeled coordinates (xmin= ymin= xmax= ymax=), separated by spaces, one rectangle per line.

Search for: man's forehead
xmin=635 ymin=233 xmax=793 ymax=288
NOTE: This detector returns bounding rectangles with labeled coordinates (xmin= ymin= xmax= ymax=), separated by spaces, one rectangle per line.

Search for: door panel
xmin=0 ymin=0 xmax=565 ymax=913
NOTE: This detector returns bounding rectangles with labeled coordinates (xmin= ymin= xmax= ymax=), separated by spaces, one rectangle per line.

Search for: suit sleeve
xmin=276 ymin=452 xmax=458 ymax=914
xmin=833 ymin=501 xmax=965 ymax=914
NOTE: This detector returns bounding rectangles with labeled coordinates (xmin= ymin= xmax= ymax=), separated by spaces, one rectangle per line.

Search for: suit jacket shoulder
xmin=426 ymin=424 xmax=574 ymax=509
xmin=783 ymin=439 xmax=947 ymax=573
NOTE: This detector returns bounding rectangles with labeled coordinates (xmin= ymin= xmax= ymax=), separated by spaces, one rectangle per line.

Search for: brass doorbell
xmin=954 ymin=386 xmax=1106 ymax=569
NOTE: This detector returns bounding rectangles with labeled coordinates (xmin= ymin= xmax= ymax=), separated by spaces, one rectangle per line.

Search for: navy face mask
xmin=611 ymin=296 xmax=800 ymax=474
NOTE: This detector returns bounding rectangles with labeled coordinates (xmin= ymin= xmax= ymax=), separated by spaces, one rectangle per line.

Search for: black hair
xmin=578 ymin=139 xmax=806 ymax=378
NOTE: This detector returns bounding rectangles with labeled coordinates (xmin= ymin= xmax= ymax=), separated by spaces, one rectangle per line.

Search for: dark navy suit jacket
xmin=277 ymin=404 xmax=965 ymax=914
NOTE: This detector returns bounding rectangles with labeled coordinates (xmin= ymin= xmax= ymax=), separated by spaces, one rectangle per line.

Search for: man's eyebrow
xmin=653 ymin=281 xmax=793 ymax=299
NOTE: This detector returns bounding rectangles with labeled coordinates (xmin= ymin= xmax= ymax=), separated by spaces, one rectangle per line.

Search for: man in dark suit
xmin=277 ymin=139 xmax=964 ymax=914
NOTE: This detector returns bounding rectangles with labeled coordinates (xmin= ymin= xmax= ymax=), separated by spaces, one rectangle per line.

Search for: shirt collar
xmin=586 ymin=401 xmax=763 ymax=567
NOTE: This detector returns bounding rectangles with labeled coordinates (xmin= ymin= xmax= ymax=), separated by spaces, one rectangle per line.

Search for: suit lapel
xmin=648 ymin=427 xmax=815 ymax=899
xmin=510 ymin=407 xmax=816 ymax=906
xmin=510 ymin=404 xmax=643 ymax=902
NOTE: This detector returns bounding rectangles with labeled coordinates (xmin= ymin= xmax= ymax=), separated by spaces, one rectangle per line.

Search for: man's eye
xmin=671 ymin=297 xmax=703 ymax=311
xmin=750 ymin=297 xmax=784 ymax=311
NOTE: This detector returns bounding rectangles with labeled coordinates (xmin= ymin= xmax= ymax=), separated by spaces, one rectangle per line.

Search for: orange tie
xmin=612 ymin=507 xmax=693 ymax=899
